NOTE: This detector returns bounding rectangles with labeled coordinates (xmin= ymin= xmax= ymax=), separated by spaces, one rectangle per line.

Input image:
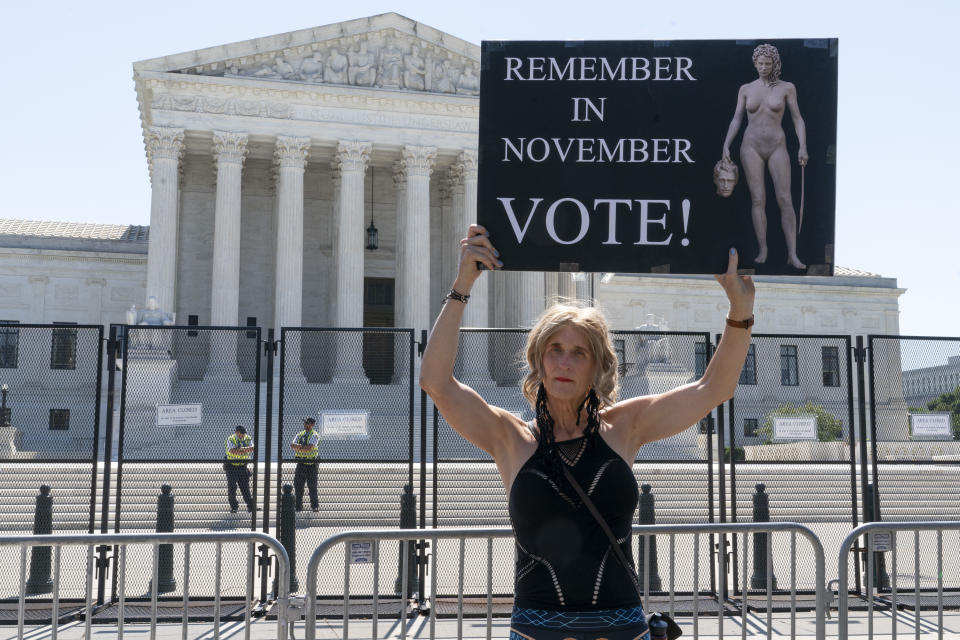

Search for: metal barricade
xmin=0 ymin=531 xmax=290 ymax=640
xmin=304 ymin=523 xmax=826 ymax=640
xmin=837 ymin=521 xmax=960 ymax=640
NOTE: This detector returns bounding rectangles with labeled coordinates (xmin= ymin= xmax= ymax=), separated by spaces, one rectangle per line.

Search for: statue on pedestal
xmin=127 ymin=296 xmax=175 ymax=326
xmin=126 ymin=296 xmax=175 ymax=355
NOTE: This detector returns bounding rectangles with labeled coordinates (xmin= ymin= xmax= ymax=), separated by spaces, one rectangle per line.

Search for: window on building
xmin=187 ymin=314 xmax=199 ymax=337
xmin=822 ymin=346 xmax=841 ymax=387
xmin=744 ymin=418 xmax=759 ymax=438
xmin=780 ymin=345 xmax=799 ymax=386
xmin=48 ymin=409 xmax=70 ymax=431
xmin=739 ymin=344 xmax=757 ymax=385
xmin=246 ymin=316 xmax=258 ymax=339
xmin=0 ymin=321 xmax=19 ymax=369
xmin=695 ymin=342 xmax=708 ymax=378
xmin=50 ymin=323 xmax=77 ymax=370
xmin=614 ymin=338 xmax=626 ymax=376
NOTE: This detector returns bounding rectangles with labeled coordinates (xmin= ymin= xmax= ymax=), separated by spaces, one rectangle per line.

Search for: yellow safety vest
xmin=293 ymin=430 xmax=319 ymax=461
xmin=225 ymin=433 xmax=252 ymax=465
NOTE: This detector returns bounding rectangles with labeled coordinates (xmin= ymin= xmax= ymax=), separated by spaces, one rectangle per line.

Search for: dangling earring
xmin=584 ymin=388 xmax=601 ymax=437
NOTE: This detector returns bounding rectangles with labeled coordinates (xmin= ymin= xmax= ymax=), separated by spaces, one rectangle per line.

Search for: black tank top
xmin=508 ymin=426 xmax=641 ymax=610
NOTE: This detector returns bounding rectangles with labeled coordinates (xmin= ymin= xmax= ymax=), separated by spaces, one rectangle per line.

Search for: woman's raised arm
xmin=419 ymin=225 xmax=516 ymax=457
xmin=605 ymin=248 xmax=755 ymax=453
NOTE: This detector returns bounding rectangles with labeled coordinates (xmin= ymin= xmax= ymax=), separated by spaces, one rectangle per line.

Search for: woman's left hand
xmin=798 ymin=147 xmax=809 ymax=167
xmin=714 ymin=248 xmax=755 ymax=320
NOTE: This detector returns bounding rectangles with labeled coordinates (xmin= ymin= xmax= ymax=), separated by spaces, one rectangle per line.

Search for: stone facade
xmin=134 ymin=13 xmax=486 ymax=336
xmin=0 ymin=220 xmax=148 ymax=326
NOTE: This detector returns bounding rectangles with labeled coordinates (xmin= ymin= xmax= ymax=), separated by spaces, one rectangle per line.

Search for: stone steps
xmin=3 ymin=462 xmax=959 ymax=533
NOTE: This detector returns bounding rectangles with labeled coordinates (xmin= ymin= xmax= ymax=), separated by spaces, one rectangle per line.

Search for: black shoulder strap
xmin=560 ymin=462 xmax=644 ymax=601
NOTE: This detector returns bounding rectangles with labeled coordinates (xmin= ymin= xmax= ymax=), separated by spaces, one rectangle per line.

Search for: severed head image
xmin=713 ymin=157 xmax=739 ymax=197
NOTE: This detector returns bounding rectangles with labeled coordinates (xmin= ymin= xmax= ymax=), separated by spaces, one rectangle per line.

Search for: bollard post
xmin=395 ymin=484 xmax=419 ymax=594
xmin=156 ymin=485 xmax=176 ymax=594
xmin=25 ymin=485 xmax=53 ymax=595
xmin=863 ymin=483 xmax=890 ymax=589
xmin=750 ymin=483 xmax=777 ymax=590
xmin=649 ymin=617 xmax=669 ymax=640
xmin=636 ymin=484 xmax=661 ymax=591
xmin=274 ymin=484 xmax=299 ymax=593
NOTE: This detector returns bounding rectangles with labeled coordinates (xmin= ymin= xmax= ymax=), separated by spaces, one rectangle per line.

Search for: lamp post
xmin=366 ymin=166 xmax=378 ymax=250
xmin=1 ymin=383 xmax=8 ymax=429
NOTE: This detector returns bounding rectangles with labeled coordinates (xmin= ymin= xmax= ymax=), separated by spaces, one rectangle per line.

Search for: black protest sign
xmin=477 ymin=39 xmax=837 ymax=275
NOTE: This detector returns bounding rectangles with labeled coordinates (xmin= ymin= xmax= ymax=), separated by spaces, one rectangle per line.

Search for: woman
xmin=420 ymin=225 xmax=755 ymax=640
xmin=722 ymin=43 xmax=807 ymax=269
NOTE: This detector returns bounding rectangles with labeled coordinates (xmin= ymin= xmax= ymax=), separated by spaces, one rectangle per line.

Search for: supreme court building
xmin=0 ymin=14 xmax=909 ymax=450
xmin=134 ymin=13 xmax=494 ymax=338
xmin=0 ymin=12 xmax=905 ymax=360
xmin=124 ymin=13 xmax=902 ymax=337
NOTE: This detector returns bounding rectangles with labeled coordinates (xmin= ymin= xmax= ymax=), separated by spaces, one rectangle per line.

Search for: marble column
xmin=456 ymin=151 xmax=488 ymax=330
xmin=273 ymin=136 xmax=310 ymax=330
xmin=518 ymin=272 xmax=546 ymax=327
xmin=273 ymin=136 xmax=310 ymax=380
xmin=490 ymin=270 xmax=528 ymax=385
xmin=207 ymin=131 xmax=248 ymax=379
xmin=560 ymin=273 xmax=577 ymax=300
xmin=332 ymin=140 xmax=371 ymax=382
xmin=448 ymin=151 xmax=490 ymax=381
xmin=145 ymin=127 xmax=184 ymax=315
xmin=574 ymin=273 xmax=592 ymax=302
xmin=22 ymin=277 xmax=50 ymax=388
xmin=392 ymin=161 xmax=410 ymax=382
xmin=329 ymin=167 xmax=342 ymax=327
xmin=210 ymin=131 xmax=248 ymax=326
xmin=396 ymin=145 xmax=436 ymax=334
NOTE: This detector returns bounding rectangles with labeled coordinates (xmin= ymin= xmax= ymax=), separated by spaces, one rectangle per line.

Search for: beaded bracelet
xmin=443 ymin=289 xmax=470 ymax=304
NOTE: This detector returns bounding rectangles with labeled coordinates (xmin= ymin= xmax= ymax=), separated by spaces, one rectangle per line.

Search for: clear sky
xmin=1 ymin=0 xmax=957 ymax=337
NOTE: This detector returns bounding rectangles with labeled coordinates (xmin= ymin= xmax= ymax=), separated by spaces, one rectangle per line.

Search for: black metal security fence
xmin=276 ymin=327 xmax=417 ymax=593
xmin=4 ymin=322 xmax=960 ymax=610
xmin=867 ymin=336 xmax=960 ymax=591
xmin=111 ymin=326 xmax=262 ymax=602
xmin=0 ymin=323 xmax=104 ymax=602
xmin=431 ymin=328 xmax=717 ymax=599
xmin=722 ymin=333 xmax=859 ymax=599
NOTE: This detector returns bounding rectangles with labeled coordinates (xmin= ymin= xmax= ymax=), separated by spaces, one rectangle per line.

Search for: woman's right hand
xmin=456 ymin=224 xmax=502 ymax=288
xmin=721 ymin=147 xmax=731 ymax=163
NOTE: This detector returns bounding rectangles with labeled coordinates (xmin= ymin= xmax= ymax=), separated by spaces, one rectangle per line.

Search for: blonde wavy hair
xmin=521 ymin=300 xmax=619 ymax=409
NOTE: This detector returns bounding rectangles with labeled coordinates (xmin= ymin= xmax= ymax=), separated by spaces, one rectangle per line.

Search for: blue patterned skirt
xmin=510 ymin=606 xmax=650 ymax=640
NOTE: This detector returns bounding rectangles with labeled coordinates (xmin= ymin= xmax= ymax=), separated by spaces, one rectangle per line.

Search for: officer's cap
xmin=235 ymin=425 xmax=247 ymax=434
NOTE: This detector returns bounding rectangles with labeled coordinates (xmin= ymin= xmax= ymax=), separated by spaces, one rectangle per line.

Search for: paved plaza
xmin=4 ymin=609 xmax=960 ymax=639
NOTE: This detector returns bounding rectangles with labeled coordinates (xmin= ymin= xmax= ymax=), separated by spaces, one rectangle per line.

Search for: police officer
xmin=224 ymin=425 xmax=256 ymax=513
xmin=291 ymin=417 xmax=320 ymax=512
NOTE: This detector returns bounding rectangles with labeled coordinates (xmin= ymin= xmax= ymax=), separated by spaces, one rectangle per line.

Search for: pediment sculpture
xmin=177 ymin=32 xmax=480 ymax=96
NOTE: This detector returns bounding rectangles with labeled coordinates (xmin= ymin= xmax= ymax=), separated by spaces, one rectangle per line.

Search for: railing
xmin=304 ymin=523 xmax=826 ymax=640
xmin=0 ymin=531 xmax=290 ymax=640
xmin=837 ymin=521 xmax=960 ymax=640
